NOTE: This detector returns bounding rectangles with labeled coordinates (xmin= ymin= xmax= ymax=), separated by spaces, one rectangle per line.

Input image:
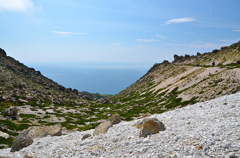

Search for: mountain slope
xmin=111 ymin=41 xmax=240 ymax=120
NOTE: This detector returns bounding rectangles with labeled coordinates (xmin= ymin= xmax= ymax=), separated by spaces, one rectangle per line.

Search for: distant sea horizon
xmin=26 ymin=62 xmax=152 ymax=95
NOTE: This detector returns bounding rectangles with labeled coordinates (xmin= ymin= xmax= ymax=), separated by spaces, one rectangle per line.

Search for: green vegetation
xmin=0 ymin=136 xmax=14 ymax=147
xmin=0 ymin=120 xmax=32 ymax=131
xmin=19 ymin=114 xmax=36 ymax=118
xmin=79 ymin=91 xmax=113 ymax=99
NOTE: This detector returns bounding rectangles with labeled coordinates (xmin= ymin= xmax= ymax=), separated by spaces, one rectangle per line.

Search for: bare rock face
xmin=139 ymin=118 xmax=166 ymax=137
xmin=1 ymin=106 xmax=18 ymax=119
xmin=93 ymin=121 xmax=113 ymax=136
xmin=108 ymin=114 xmax=121 ymax=125
xmin=10 ymin=124 xmax=62 ymax=152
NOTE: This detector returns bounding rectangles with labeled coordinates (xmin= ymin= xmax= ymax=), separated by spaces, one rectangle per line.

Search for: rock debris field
xmin=1 ymin=93 xmax=240 ymax=158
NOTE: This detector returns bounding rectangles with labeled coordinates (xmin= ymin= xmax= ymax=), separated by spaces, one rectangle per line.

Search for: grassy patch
xmin=0 ymin=120 xmax=32 ymax=131
xmin=19 ymin=114 xmax=36 ymax=118
xmin=0 ymin=136 xmax=14 ymax=147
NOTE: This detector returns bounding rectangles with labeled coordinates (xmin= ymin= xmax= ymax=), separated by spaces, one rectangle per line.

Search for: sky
xmin=0 ymin=0 xmax=240 ymax=68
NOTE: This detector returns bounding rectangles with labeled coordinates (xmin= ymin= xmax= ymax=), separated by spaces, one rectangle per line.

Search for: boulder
xmin=108 ymin=114 xmax=121 ymax=125
xmin=0 ymin=131 xmax=10 ymax=139
xmin=212 ymin=61 xmax=215 ymax=67
xmin=81 ymin=134 xmax=91 ymax=140
xmin=132 ymin=120 xmax=142 ymax=128
xmin=212 ymin=49 xmax=219 ymax=53
xmin=0 ymin=48 xmax=7 ymax=56
xmin=18 ymin=98 xmax=28 ymax=103
xmin=138 ymin=118 xmax=166 ymax=137
xmin=236 ymin=60 xmax=240 ymax=65
xmin=221 ymin=46 xmax=227 ymax=50
xmin=1 ymin=106 xmax=18 ymax=119
xmin=93 ymin=121 xmax=112 ymax=136
xmin=23 ymin=155 xmax=37 ymax=158
xmin=28 ymin=124 xmax=62 ymax=139
xmin=10 ymin=129 xmax=33 ymax=152
xmin=11 ymin=124 xmax=62 ymax=152
xmin=97 ymin=98 xmax=110 ymax=104
xmin=232 ymin=86 xmax=240 ymax=94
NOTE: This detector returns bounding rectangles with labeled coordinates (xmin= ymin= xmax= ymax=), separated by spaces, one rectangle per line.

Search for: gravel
xmin=1 ymin=93 xmax=240 ymax=158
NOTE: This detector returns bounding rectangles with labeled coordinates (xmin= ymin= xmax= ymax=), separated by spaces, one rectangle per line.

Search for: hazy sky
xmin=1 ymin=0 xmax=240 ymax=66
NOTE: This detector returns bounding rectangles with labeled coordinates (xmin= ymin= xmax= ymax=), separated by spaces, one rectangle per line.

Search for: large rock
xmin=232 ymin=86 xmax=240 ymax=94
xmin=11 ymin=124 xmax=62 ymax=152
xmin=97 ymin=98 xmax=110 ymax=104
xmin=0 ymin=131 xmax=10 ymax=139
xmin=108 ymin=114 xmax=121 ymax=125
xmin=28 ymin=123 xmax=62 ymax=139
xmin=18 ymin=98 xmax=28 ymax=103
xmin=10 ymin=129 xmax=33 ymax=152
xmin=138 ymin=118 xmax=166 ymax=137
xmin=93 ymin=121 xmax=112 ymax=136
xmin=1 ymin=106 xmax=18 ymax=119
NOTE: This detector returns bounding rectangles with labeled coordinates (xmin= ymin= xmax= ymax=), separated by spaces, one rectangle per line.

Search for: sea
xmin=27 ymin=63 xmax=152 ymax=95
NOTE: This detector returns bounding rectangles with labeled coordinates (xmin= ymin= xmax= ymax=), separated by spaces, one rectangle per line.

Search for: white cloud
xmin=109 ymin=42 xmax=122 ymax=46
xmin=0 ymin=0 xmax=33 ymax=11
xmin=220 ymin=40 xmax=236 ymax=42
xmin=188 ymin=43 xmax=222 ymax=49
xmin=155 ymin=35 xmax=166 ymax=39
xmin=233 ymin=30 xmax=240 ymax=32
xmin=193 ymin=42 xmax=204 ymax=44
xmin=136 ymin=39 xmax=160 ymax=42
xmin=165 ymin=17 xmax=195 ymax=25
xmin=166 ymin=42 xmax=222 ymax=49
xmin=52 ymin=31 xmax=88 ymax=35
xmin=165 ymin=44 xmax=186 ymax=47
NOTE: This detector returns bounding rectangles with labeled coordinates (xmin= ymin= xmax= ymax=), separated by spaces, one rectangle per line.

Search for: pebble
xmin=1 ymin=93 xmax=240 ymax=157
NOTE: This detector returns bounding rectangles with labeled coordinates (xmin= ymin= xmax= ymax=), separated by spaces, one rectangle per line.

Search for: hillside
xmin=110 ymin=40 xmax=240 ymax=120
xmin=1 ymin=41 xmax=240 ymax=149
xmin=0 ymin=49 xmax=114 ymax=148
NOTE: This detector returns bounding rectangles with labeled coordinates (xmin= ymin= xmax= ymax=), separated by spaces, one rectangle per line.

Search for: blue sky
xmin=1 ymin=0 xmax=240 ymax=67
